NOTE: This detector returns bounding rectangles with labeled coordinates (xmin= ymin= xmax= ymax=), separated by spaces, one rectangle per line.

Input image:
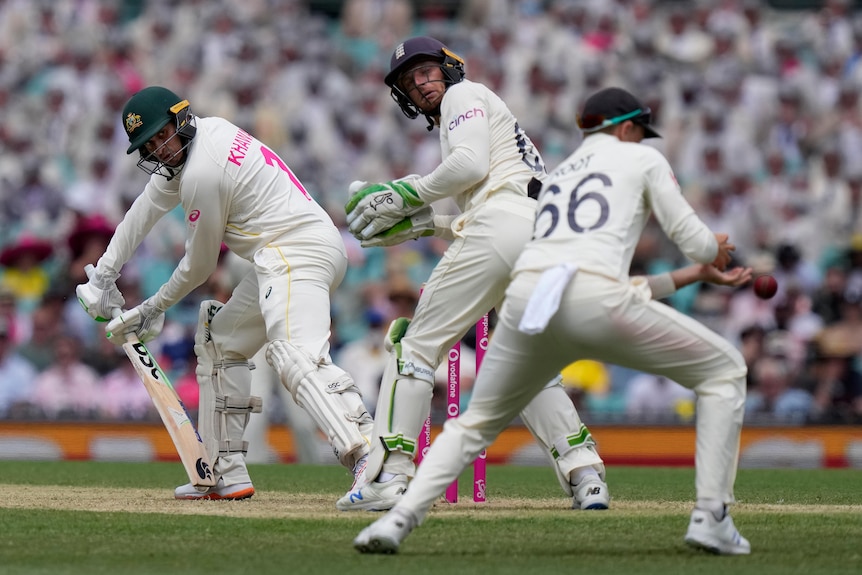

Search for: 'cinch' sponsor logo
xmin=449 ymin=108 xmax=485 ymax=130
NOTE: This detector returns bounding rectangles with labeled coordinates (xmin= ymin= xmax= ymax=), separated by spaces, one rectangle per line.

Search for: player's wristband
xmin=646 ymin=272 xmax=676 ymax=299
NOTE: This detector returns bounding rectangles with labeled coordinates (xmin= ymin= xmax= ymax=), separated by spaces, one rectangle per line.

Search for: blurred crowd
xmin=1 ymin=0 xmax=861 ymax=427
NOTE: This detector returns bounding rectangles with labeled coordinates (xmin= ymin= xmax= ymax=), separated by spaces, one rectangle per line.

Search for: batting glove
xmin=105 ymin=297 xmax=166 ymax=344
xmin=344 ymin=178 xmax=425 ymax=240
xmin=360 ymin=205 xmax=436 ymax=248
xmin=76 ymin=266 xmax=125 ymax=322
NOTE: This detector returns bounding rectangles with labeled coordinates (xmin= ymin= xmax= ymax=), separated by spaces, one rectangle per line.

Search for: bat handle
xmin=109 ymin=308 xmax=139 ymax=346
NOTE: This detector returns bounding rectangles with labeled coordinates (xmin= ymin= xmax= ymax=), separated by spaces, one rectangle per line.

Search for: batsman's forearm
xmin=98 ymin=191 xmax=171 ymax=278
xmin=152 ymin=253 xmax=217 ymax=311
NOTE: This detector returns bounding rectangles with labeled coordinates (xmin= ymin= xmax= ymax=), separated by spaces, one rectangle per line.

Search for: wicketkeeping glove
xmin=344 ymin=178 xmax=425 ymax=240
xmin=105 ymin=297 xmax=166 ymax=344
xmin=76 ymin=265 xmax=125 ymax=322
xmin=360 ymin=205 xmax=436 ymax=248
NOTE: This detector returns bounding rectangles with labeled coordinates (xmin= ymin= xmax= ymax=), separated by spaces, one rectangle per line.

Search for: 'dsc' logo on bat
xmin=133 ymin=343 xmax=162 ymax=381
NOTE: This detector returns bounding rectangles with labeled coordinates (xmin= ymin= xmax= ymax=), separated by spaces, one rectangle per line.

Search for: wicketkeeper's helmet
xmin=385 ymin=36 xmax=465 ymax=126
xmin=121 ymin=86 xmax=197 ymax=178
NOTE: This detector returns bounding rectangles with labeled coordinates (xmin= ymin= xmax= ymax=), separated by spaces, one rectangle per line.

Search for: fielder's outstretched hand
xmin=666 ymin=263 xmax=753 ymax=293
xmin=699 ymin=264 xmax=752 ymax=288
xmin=711 ymin=233 xmax=735 ymax=271
xmin=345 ymin=178 xmax=425 ymax=240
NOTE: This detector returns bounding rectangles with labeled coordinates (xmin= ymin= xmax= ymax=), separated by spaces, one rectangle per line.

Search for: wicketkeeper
xmin=76 ymin=86 xmax=373 ymax=499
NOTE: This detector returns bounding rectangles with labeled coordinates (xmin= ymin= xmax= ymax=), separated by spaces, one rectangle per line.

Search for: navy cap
xmin=578 ymin=87 xmax=661 ymax=139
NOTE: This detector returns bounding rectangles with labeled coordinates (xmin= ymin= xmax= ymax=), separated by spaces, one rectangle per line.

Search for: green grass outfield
xmin=0 ymin=462 xmax=859 ymax=575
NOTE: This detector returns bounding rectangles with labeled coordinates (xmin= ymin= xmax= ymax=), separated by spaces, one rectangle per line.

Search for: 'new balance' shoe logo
xmin=587 ymin=487 xmax=602 ymax=496
xmin=349 ymin=492 xmax=365 ymax=503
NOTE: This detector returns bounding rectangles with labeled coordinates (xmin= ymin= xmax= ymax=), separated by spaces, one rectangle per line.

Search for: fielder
xmin=353 ymin=87 xmax=752 ymax=555
xmin=339 ymin=36 xmax=609 ymax=512
xmin=76 ymin=86 xmax=373 ymax=499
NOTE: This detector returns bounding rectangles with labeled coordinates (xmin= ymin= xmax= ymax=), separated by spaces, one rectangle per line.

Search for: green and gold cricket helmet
xmin=122 ymin=86 xmax=191 ymax=154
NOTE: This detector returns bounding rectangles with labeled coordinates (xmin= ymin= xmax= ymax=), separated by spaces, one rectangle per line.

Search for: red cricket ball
xmin=753 ymin=274 xmax=778 ymax=299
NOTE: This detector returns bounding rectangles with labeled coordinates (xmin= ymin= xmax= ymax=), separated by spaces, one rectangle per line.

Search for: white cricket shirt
xmin=514 ymin=133 xmax=718 ymax=280
xmin=414 ymin=79 xmax=546 ymax=216
xmin=99 ymin=116 xmax=335 ymax=309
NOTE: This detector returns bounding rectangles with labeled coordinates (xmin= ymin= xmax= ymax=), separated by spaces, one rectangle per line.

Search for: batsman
xmin=339 ymin=36 xmax=609 ymax=511
xmin=76 ymin=86 xmax=373 ymax=499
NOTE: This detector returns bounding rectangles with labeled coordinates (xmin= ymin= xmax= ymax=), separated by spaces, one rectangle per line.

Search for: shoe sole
xmin=354 ymin=537 xmax=398 ymax=554
xmin=175 ymin=487 xmax=255 ymax=501
xmin=684 ymin=536 xmax=750 ymax=555
xmin=573 ymin=495 xmax=610 ymax=510
xmin=336 ymin=502 xmax=395 ymax=512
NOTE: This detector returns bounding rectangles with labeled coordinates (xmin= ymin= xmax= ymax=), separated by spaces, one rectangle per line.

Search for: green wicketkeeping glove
xmin=359 ymin=205 xmax=436 ymax=248
xmin=344 ymin=178 xmax=425 ymax=240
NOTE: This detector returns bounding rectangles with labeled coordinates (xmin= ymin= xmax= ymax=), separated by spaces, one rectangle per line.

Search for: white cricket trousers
xmin=396 ymin=270 xmax=747 ymax=522
xmin=201 ymin=226 xmax=347 ymax=482
xmin=210 ymin=226 xmax=346 ymax=361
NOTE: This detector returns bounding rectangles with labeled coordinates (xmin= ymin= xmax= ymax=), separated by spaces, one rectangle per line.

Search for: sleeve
xmin=644 ymin=272 xmax=676 ymax=299
xmin=150 ymin=168 xmax=227 ymax=310
xmin=414 ymin=84 xmax=490 ymax=204
xmin=96 ymin=177 xmax=180 ymax=279
xmin=643 ymin=150 xmax=718 ymax=264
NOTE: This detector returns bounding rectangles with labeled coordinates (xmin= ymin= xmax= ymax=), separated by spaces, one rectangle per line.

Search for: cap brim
xmin=642 ymin=124 xmax=661 ymax=139
xmin=126 ymin=120 xmax=169 ymax=154
xmin=385 ymin=54 xmax=440 ymax=87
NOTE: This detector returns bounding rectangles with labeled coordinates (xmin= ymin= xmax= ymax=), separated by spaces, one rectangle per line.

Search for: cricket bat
xmin=122 ymin=333 xmax=216 ymax=488
xmin=84 ymin=265 xmax=215 ymax=488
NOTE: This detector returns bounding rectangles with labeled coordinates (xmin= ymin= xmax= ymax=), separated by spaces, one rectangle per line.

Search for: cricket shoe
xmin=174 ymin=477 xmax=255 ymax=501
xmin=684 ymin=508 xmax=751 ymax=555
xmin=353 ymin=507 xmax=417 ymax=554
xmin=572 ymin=476 xmax=610 ymax=510
xmin=336 ymin=475 xmax=408 ymax=511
